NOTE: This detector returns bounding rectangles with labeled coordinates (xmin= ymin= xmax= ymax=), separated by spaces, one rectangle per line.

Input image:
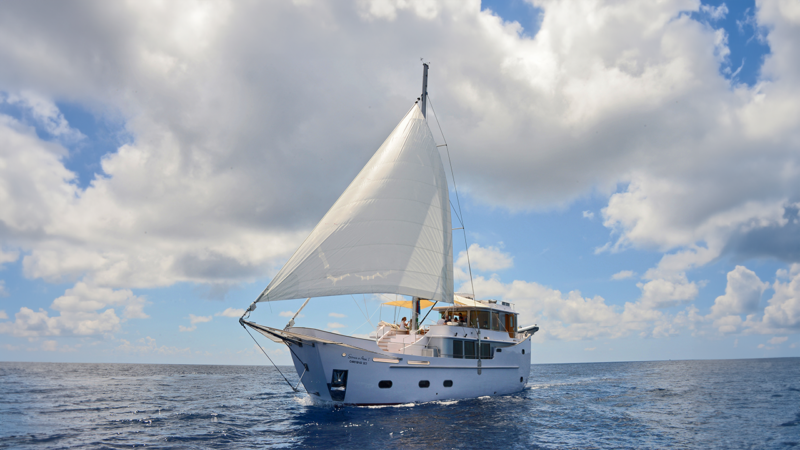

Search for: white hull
xmin=276 ymin=326 xmax=532 ymax=406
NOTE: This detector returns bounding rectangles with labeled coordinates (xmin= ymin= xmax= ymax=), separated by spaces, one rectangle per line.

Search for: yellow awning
xmin=382 ymin=299 xmax=435 ymax=309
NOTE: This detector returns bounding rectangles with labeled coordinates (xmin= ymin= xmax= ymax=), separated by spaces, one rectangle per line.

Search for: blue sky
xmin=1 ymin=0 xmax=799 ymax=365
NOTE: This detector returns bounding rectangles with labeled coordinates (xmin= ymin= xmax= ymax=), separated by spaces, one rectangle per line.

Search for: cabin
xmin=376 ymin=293 xmax=536 ymax=358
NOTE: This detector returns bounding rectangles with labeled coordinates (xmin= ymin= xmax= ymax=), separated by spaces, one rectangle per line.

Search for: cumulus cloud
xmin=456 ymin=243 xmax=513 ymax=275
xmin=0 ymin=282 xmax=146 ymax=337
xmin=699 ymin=3 xmax=729 ymax=21
xmin=710 ymin=265 xmax=768 ymax=317
xmin=329 ymin=312 xmax=347 ymax=318
xmin=611 ymin=270 xmax=635 ymax=280
xmin=178 ymin=314 xmax=212 ymax=332
xmin=582 ymin=211 xmax=594 ymax=220
xmin=756 ymin=264 xmax=800 ymax=332
xmin=0 ymin=0 xmax=798 ymax=346
xmin=216 ymin=308 xmax=245 ymax=318
xmin=464 ymin=275 xmax=678 ymax=341
xmin=768 ymin=336 xmax=788 ymax=345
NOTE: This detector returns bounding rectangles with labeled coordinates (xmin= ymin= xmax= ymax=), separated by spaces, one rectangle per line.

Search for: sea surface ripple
xmin=1 ymin=358 xmax=798 ymax=449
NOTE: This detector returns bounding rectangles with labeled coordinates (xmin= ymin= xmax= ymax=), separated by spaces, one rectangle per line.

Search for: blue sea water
xmin=0 ymin=358 xmax=798 ymax=449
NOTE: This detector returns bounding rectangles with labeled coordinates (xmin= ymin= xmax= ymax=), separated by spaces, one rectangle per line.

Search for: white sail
xmin=256 ymin=104 xmax=453 ymax=303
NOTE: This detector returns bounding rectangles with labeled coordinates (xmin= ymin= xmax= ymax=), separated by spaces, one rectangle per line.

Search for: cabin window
xmin=480 ymin=343 xmax=492 ymax=359
xmin=419 ymin=380 xmax=430 ymax=388
xmin=504 ymin=314 xmax=516 ymax=338
xmin=443 ymin=380 xmax=453 ymax=387
xmin=378 ymin=380 xmax=393 ymax=389
xmin=452 ymin=340 xmax=463 ymax=359
xmin=464 ymin=341 xmax=476 ymax=359
xmin=520 ymin=377 xmax=524 ymax=382
xmin=495 ymin=348 xmax=502 ymax=353
xmin=491 ymin=312 xmax=501 ymax=331
xmin=522 ymin=349 xmax=525 ymax=355
xmin=475 ymin=311 xmax=490 ymax=330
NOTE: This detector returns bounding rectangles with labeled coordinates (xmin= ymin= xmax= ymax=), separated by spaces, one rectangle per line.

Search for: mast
xmin=420 ymin=63 xmax=429 ymax=119
xmin=412 ymin=63 xmax=429 ymax=334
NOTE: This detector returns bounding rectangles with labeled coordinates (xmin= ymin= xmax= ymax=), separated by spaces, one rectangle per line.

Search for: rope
xmin=428 ymin=94 xmax=476 ymax=301
xmin=419 ymin=301 xmax=438 ymax=325
xmin=241 ymin=323 xmax=298 ymax=392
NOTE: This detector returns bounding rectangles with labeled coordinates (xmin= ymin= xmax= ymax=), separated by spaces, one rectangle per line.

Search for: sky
xmin=0 ymin=0 xmax=798 ymax=366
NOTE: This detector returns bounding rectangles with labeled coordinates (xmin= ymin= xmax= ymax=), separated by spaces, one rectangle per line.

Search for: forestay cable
xmin=241 ymin=323 xmax=298 ymax=392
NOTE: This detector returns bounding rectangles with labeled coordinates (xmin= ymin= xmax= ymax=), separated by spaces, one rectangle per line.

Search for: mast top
xmin=420 ymin=63 xmax=429 ymax=118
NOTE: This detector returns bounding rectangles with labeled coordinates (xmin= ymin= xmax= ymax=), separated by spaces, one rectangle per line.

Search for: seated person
xmin=399 ymin=317 xmax=408 ymax=331
xmin=452 ymin=316 xmax=460 ymax=325
xmin=436 ymin=313 xmax=446 ymax=325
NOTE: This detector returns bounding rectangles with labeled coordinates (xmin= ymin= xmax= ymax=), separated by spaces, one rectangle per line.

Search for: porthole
xmin=496 ymin=348 xmax=502 ymax=353
xmin=520 ymin=377 xmax=524 ymax=382
xmin=378 ymin=380 xmax=393 ymax=389
xmin=443 ymin=380 xmax=453 ymax=387
xmin=419 ymin=380 xmax=430 ymax=388
xmin=522 ymin=349 xmax=525 ymax=354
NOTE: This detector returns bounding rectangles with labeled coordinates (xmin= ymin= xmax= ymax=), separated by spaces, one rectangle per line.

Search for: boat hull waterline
xmin=246 ymin=322 xmax=532 ymax=406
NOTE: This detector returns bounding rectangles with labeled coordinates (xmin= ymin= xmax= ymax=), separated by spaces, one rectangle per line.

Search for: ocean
xmin=1 ymin=358 xmax=798 ymax=449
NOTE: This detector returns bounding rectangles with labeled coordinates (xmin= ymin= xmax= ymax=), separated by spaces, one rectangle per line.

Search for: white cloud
xmin=329 ymin=312 xmax=347 ymax=318
xmin=327 ymin=322 xmax=347 ymax=329
xmin=768 ymin=336 xmax=788 ymax=345
xmin=756 ymin=264 xmax=800 ymax=332
xmin=0 ymin=0 xmax=797 ymax=348
xmin=216 ymin=308 xmax=245 ymax=318
xmin=582 ymin=211 xmax=594 ymax=220
xmin=179 ymin=314 xmax=212 ymax=332
xmin=710 ymin=265 xmax=768 ymax=317
xmin=0 ymin=282 xmax=147 ymax=337
xmin=611 ymin=270 xmax=635 ymax=280
xmin=637 ymin=274 xmax=698 ymax=309
xmin=3 ymin=91 xmax=85 ymax=142
xmin=464 ymin=275 xmax=673 ymax=341
xmin=0 ymin=281 xmax=7 ymax=297
xmin=0 ymin=249 xmax=18 ymax=267
xmin=0 ymin=310 xmax=7 ymax=320
xmin=456 ymin=244 xmax=513 ymax=274
xmin=699 ymin=4 xmax=729 ymax=21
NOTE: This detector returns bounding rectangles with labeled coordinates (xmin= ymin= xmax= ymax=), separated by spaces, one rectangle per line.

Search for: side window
xmin=443 ymin=380 xmax=453 ymax=387
xmin=419 ymin=380 xmax=430 ymax=388
xmin=476 ymin=311 xmax=490 ymax=330
xmin=464 ymin=341 xmax=476 ymax=359
xmin=378 ymin=380 xmax=393 ymax=389
xmin=453 ymin=340 xmax=463 ymax=359
xmin=491 ymin=312 xmax=500 ymax=331
xmin=480 ymin=343 xmax=492 ymax=359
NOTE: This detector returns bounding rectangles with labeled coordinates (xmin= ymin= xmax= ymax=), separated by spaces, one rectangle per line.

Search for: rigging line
xmin=241 ymin=324 xmax=297 ymax=392
xmin=428 ymin=94 xmax=476 ymax=300
xmin=364 ymin=295 xmax=374 ymax=328
xmin=419 ymin=301 xmax=438 ymax=325
xmin=351 ymin=295 xmax=371 ymax=326
xmin=350 ymin=305 xmax=382 ymax=336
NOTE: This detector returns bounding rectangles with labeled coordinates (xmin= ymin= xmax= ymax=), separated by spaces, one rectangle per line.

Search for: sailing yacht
xmin=240 ymin=64 xmax=539 ymax=406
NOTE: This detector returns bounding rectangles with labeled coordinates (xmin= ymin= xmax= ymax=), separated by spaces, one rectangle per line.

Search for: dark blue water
xmin=1 ymin=358 xmax=798 ymax=449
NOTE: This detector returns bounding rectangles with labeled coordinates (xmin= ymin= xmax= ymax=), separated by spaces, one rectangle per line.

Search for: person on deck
xmin=436 ymin=313 xmax=446 ymax=325
xmin=399 ymin=317 xmax=408 ymax=331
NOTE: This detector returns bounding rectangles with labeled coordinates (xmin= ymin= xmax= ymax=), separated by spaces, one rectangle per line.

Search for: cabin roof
xmin=433 ymin=294 xmax=516 ymax=313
